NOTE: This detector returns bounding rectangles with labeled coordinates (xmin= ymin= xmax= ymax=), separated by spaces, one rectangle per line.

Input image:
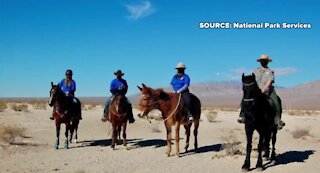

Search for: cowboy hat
xmin=114 ymin=70 xmax=124 ymax=76
xmin=257 ymin=54 xmax=272 ymax=62
xmin=175 ymin=62 xmax=186 ymax=69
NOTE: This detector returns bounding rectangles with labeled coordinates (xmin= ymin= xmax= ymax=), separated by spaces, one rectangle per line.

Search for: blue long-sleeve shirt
xmin=110 ymin=78 xmax=128 ymax=95
xmin=170 ymin=74 xmax=190 ymax=92
xmin=58 ymin=79 xmax=76 ymax=96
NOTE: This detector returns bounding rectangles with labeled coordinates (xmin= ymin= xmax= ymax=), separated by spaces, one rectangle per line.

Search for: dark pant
xmin=181 ymin=91 xmax=191 ymax=115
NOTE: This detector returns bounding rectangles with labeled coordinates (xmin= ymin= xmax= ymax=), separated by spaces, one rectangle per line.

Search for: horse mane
xmin=153 ymin=88 xmax=171 ymax=100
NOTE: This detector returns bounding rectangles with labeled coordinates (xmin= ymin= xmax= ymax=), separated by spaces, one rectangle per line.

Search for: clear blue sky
xmin=0 ymin=0 xmax=319 ymax=97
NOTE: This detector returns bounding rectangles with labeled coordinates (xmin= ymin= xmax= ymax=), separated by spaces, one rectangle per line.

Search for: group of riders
xmin=50 ymin=54 xmax=285 ymax=130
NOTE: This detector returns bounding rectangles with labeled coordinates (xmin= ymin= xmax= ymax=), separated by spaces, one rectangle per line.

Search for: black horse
xmin=241 ymin=74 xmax=278 ymax=171
xmin=48 ymin=82 xmax=81 ymax=149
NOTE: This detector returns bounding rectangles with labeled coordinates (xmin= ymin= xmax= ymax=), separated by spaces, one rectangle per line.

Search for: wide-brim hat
xmin=257 ymin=54 xmax=272 ymax=62
xmin=175 ymin=62 xmax=186 ymax=69
xmin=114 ymin=70 xmax=124 ymax=76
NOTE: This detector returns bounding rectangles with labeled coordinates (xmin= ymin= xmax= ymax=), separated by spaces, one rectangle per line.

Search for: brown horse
xmin=137 ymin=84 xmax=201 ymax=157
xmin=109 ymin=93 xmax=129 ymax=150
xmin=48 ymin=82 xmax=81 ymax=149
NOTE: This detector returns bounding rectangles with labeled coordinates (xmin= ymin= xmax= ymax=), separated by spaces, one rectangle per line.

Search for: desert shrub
xmin=291 ymin=127 xmax=311 ymax=139
xmin=0 ymin=101 xmax=7 ymax=112
xmin=147 ymin=110 xmax=162 ymax=121
xmin=31 ymin=101 xmax=47 ymax=110
xmin=285 ymin=110 xmax=318 ymax=116
xmin=0 ymin=124 xmax=26 ymax=144
xmin=11 ymin=104 xmax=29 ymax=112
xmin=205 ymin=110 xmax=218 ymax=122
xmin=220 ymin=130 xmax=244 ymax=156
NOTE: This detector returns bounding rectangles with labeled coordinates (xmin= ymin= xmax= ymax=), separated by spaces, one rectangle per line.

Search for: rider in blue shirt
xmin=50 ymin=69 xmax=81 ymax=120
xmin=101 ymin=70 xmax=135 ymax=123
xmin=170 ymin=63 xmax=193 ymax=122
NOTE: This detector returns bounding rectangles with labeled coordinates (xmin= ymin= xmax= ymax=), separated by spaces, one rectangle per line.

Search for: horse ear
xmin=51 ymin=81 xmax=54 ymax=87
xmin=142 ymin=83 xmax=147 ymax=88
xmin=252 ymin=73 xmax=255 ymax=78
xmin=137 ymin=85 xmax=142 ymax=91
xmin=242 ymin=73 xmax=245 ymax=81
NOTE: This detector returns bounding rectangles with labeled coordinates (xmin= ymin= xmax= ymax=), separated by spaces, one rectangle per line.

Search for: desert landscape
xmin=0 ymin=101 xmax=319 ymax=173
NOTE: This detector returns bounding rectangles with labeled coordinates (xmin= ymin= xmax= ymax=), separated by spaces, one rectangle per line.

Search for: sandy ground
xmin=0 ymin=105 xmax=319 ymax=173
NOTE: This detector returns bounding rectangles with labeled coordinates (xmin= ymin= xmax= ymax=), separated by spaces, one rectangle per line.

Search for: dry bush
xmin=219 ymin=130 xmax=244 ymax=156
xmin=81 ymin=103 xmax=99 ymax=111
xmin=11 ymin=104 xmax=29 ymax=112
xmin=30 ymin=101 xmax=47 ymax=110
xmin=205 ymin=110 xmax=218 ymax=122
xmin=147 ymin=110 xmax=162 ymax=121
xmin=0 ymin=124 xmax=26 ymax=144
xmin=285 ymin=110 xmax=319 ymax=116
xmin=74 ymin=170 xmax=85 ymax=173
xmin=291 ymin=127 xmax=311 ymax=139
xmin=0 ymin=100 xmax=8 ymax=112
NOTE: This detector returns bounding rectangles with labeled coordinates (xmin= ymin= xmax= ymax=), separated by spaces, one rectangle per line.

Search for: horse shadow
xmin=131 ymin=139 xmax=167 ymax=149
xmin=73 ymin=138 xmax=142 ymax=148
xmin=264 ymin=150 xmax=315 ymax=169
xmin=180 ymin=143 xmax=223 ymax=157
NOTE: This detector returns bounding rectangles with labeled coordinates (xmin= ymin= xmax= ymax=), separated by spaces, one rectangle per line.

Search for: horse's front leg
xmin=184 ymin=124 xmax=191 ymax=153
xmin=242 ymin=125 xmax=253 ymax=172
xmin=54 ymin=122 xmax=60 ymax=149
xmin=69 ymin=123 xmax=74 ymax=144
xmin=256 ymin=133 xmax=265 ymax=170
xmin=175 ymin=122 xmax=181 ymax=157
xmin=64 ymin=123 xmax=70 ymax=149
xmin=111 ymin=123 xmax=117 ymax=150
xmin=165 ymin=123 xmax=172 ymax=157
xmin=122 ymin=123 xmax=127 ymax=150
xmin=271 ymin=128 xmax=278 ymax=161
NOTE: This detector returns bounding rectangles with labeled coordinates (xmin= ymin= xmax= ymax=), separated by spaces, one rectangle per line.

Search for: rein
xmin=163 ymin=93 xmax=182 ymax=122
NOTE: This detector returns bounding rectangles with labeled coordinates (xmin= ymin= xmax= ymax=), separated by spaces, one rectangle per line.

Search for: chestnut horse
xmin=137 ymin=84 xmax=201 ymax=157
xmin=109 ymin=93 xmax=129 ymax=150
xmin=48 ymin=82 xmax=81 ymax=149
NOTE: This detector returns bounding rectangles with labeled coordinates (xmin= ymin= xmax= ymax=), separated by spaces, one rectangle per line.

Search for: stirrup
xmin=237 ymin=117 xmax=244 ymax=123
xmin=277 ymin=120 xmax=285 ymax=130
xmin=101 ymin=116 xmax=108 ymax=122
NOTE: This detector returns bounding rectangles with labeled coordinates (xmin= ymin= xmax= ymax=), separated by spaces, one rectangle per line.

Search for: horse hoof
xmin=74 ymin=139 xmax=78 ymax=143
xmin=241 ymin=164 xmax=250 ymax=172
xmin=64 ymin=144 xmax=69 ymax=149
xmin=54 ymin=144 xmax=59 ymax=150
xmin=176 ymin=154 xmax=180 ymax=158
xmin=256 ymin=167 xmax=264 ymax=172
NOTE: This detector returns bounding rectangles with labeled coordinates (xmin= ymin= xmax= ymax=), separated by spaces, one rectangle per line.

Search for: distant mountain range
xmin=1 ymin=80 xmax=319 ymax=110
xmin=129 ymin=80 xmax=320 ymax=110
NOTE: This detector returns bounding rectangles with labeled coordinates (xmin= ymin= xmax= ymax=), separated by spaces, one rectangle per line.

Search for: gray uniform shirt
xmin=254 ymin=67 xmax=275 ymax=93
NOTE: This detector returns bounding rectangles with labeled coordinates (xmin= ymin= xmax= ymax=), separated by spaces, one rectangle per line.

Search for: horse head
xmin=48 ymin=82 xmax=64 ymax=107
xmin=137 ymin=83 xmax=163 ymax=118
xmin=241 ymin=73 xmax=261 ymax=117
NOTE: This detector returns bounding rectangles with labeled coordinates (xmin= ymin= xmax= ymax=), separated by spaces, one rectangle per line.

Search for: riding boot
xmin=101 ymin=109 xmax=109 ymax=122
xmin=127 ymin=105 xmax=135 ymax=123
xmin=237 ymin=109 xmax=245 ymax=123
xmin=50 ymin=113 xmax=54 ymax=120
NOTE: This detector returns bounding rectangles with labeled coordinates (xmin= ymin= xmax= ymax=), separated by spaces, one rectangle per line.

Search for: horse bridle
xmin=242 ymin=82 xmax=256 ymax=102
